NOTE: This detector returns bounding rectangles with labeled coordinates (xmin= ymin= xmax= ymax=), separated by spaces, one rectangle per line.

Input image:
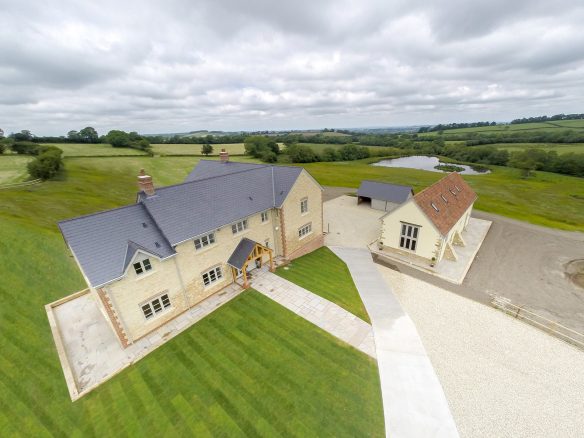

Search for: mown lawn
xmin=0 ymin=156 xmax=383 ymax=436
xmin=276 ymin=247 xmax=370 ymax=323
xmin=152 ymin=143 xmax=246 ymax=156
xmin=299 ymin=158 xmax=584 ymax=231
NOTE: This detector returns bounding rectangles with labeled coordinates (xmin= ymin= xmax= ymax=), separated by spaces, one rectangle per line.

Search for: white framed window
xmin=202 ymin=266 xmax=223 ymax=287
xmin=133 ymin=259 xmax=152 ymax=275
xmin=298 ymin=223 xmax=312 ymax=239
xmin=141 ymin=293 xmax=171 ymax=320
xmin=261 ymin=211 xmax=269 ymax=223
xmin=300 ymin=198 xmax=308 ymax=214
xmin=231 ymin=219 xmax=248 ymax=234
xmin=194 ymin=232 xmax=216 ymax=250
xmin=399 ymin=223 xmax=420 ymax=251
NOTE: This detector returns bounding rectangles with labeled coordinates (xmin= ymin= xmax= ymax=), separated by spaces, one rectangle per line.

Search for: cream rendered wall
xmin=280 ymin=170 xmax=323 ymax=257
xmin=381 ymin=200 xmax=441 ymax=261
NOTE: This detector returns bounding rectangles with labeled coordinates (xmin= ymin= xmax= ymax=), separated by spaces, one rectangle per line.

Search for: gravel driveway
xmin=380 ymin=266 xmax=584 ymax=438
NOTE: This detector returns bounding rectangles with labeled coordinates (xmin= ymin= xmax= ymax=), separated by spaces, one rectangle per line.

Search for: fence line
xmin=490 ymin=295 xmax=584 ymax=350
xmin=0 ymin=179 xmax=42 ymax=190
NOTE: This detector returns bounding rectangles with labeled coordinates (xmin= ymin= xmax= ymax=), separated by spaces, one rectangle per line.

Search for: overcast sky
xmin=1 ymin=0 xmax=584 ymax=136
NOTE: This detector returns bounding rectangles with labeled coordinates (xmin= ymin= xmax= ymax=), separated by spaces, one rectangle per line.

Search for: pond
xmin=371 ymin=155 xmax=491 ymax=175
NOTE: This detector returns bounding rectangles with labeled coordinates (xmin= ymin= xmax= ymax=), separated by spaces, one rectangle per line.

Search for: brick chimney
xmin=138 ymin=169 xmax=155 ymax=196
xmin=220 ymin=148 xmax=229 ymax=163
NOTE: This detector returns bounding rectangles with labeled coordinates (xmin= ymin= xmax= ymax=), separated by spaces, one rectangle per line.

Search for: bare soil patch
xmin=566 ymin=259 xmax=584 ymax=289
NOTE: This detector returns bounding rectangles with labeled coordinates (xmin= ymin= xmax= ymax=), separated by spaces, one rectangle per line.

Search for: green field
xmin=489 ymin=143 xmax=584 ymax=155
xmin=298 ymin=158 xmax=584 ymax=231
xmin=44 ymin=143 xmax=147 ymax=157
xmin=0 ymin=155 xmax=33 ymax=184
xmin=433 ymin=119 xmax=584 ymax=134
xmin=298 ymin=143 xmax=398 ymax=155
xmin=276 ymin=247 xmax=370 ymax=323
xmin=0 ymin=155 xmax=383 ymax=436
xmin=152 ymin=143 xmax=246 ymax=156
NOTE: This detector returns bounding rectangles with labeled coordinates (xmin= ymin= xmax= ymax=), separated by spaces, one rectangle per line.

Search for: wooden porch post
xmin=242 ymin=260 xmax=249 ymax=289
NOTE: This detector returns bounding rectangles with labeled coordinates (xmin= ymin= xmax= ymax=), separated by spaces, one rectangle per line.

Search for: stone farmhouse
xmin=59 ymin=152 xmax=324 ymax=347
xmin=379 ymin=172 xmax=477 ymax=264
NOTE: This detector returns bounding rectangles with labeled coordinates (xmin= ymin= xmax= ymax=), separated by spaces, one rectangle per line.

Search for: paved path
xmin=251 ymin=269 xmax=376 ymax=358
xmin=330 ymin=246 xmax=459 ymax=438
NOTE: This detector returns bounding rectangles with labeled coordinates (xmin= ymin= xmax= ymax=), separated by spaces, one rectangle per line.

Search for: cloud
xmin=0 ymin=0 xmax=583 ymax=135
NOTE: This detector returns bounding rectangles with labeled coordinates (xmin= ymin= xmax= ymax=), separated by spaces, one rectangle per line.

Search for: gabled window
xmin=298 ymin=223 xmax=312 ymax=239
xmin=261 ymin=211 xmax=269 ymax=223
xmin=202 ymin=266 xmax=223 ymax=287
xmin=133 ymin=259 xmax=152 ymax=275
xmin=231 ymin=219 xmax=248 ymax=234
xmin=194 ymin=232 xmax=215 ymax=250
xmin=300 ymin=198 xmax=308 ymax=214
xmin=141 ymin=293 xmax=171 ymax=320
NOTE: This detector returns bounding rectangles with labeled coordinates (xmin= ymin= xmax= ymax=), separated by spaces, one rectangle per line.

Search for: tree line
xmin=511 ymin=113 xmax=584 ymax=124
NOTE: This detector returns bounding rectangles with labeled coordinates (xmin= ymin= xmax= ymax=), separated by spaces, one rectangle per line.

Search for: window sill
xmin=299 ymin=231 xmax=313 ymax=240
xmin=144 ymin=306 xmax=172 ymax=323
xmin=203 ymin=277 xmax=226 ymax=290
xmin=194 ymin=242 xmax=218 ymax=254
xmin=136 ymin=270 xmax=156 ymax=282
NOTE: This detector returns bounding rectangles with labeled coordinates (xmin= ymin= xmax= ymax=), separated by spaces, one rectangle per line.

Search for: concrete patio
xmin=370 ymin=217 xmax=492 ymax=284
xmin=46 ymin=283 xmax=243 ymax=400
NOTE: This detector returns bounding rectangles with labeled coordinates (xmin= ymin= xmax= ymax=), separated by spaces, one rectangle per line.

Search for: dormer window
xmin=455 ymin=185 xmax=461 ymax=192
xmin=134 ymin=259 xmax=152 ymax=275
xmin=431 ymin=202 xmax=439 ymax=212
xmin=440 ymin=194 xmax=448 ymax=203
xmin=449 ymin=188 xmax=457 ymax=196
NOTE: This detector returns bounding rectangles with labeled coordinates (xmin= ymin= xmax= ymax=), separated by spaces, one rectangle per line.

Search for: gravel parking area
xmin=378 ymin=266 xmax=584 ymax=438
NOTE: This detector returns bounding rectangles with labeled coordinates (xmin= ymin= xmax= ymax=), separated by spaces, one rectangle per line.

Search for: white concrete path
xmin=330 ymin=246 xmax=459 ymax=438
xmin=251 ymin=269 xmax=376 ymax=358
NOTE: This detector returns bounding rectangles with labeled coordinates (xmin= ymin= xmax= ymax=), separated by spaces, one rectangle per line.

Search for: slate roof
xmin=357 ymin=180 xmax=413 ymax=203
xmin=413 ymin=172 xmax=477 ymax=235
xmin=58 ymin=204 xmax=176 ymax=287
xmin=142 ymin=164 xmax=303 ymax=245
xmin=58 ymin=160 xmax=308 ymax=287
xmin=226 ymin=238 xmax=258 ymax=269
xmin=185 ymin=160 xmax=264 ymax=182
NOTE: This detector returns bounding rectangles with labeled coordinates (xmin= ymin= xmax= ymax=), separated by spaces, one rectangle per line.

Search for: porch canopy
xmin=227 ymin=238 xmax=274 ymax=287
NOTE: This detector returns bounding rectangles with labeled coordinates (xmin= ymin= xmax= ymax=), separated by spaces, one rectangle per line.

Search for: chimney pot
xmin=220 ymin=149 xmax=229 ymax=163
xmin=138 ymin=169 xmax=155 ymax=196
